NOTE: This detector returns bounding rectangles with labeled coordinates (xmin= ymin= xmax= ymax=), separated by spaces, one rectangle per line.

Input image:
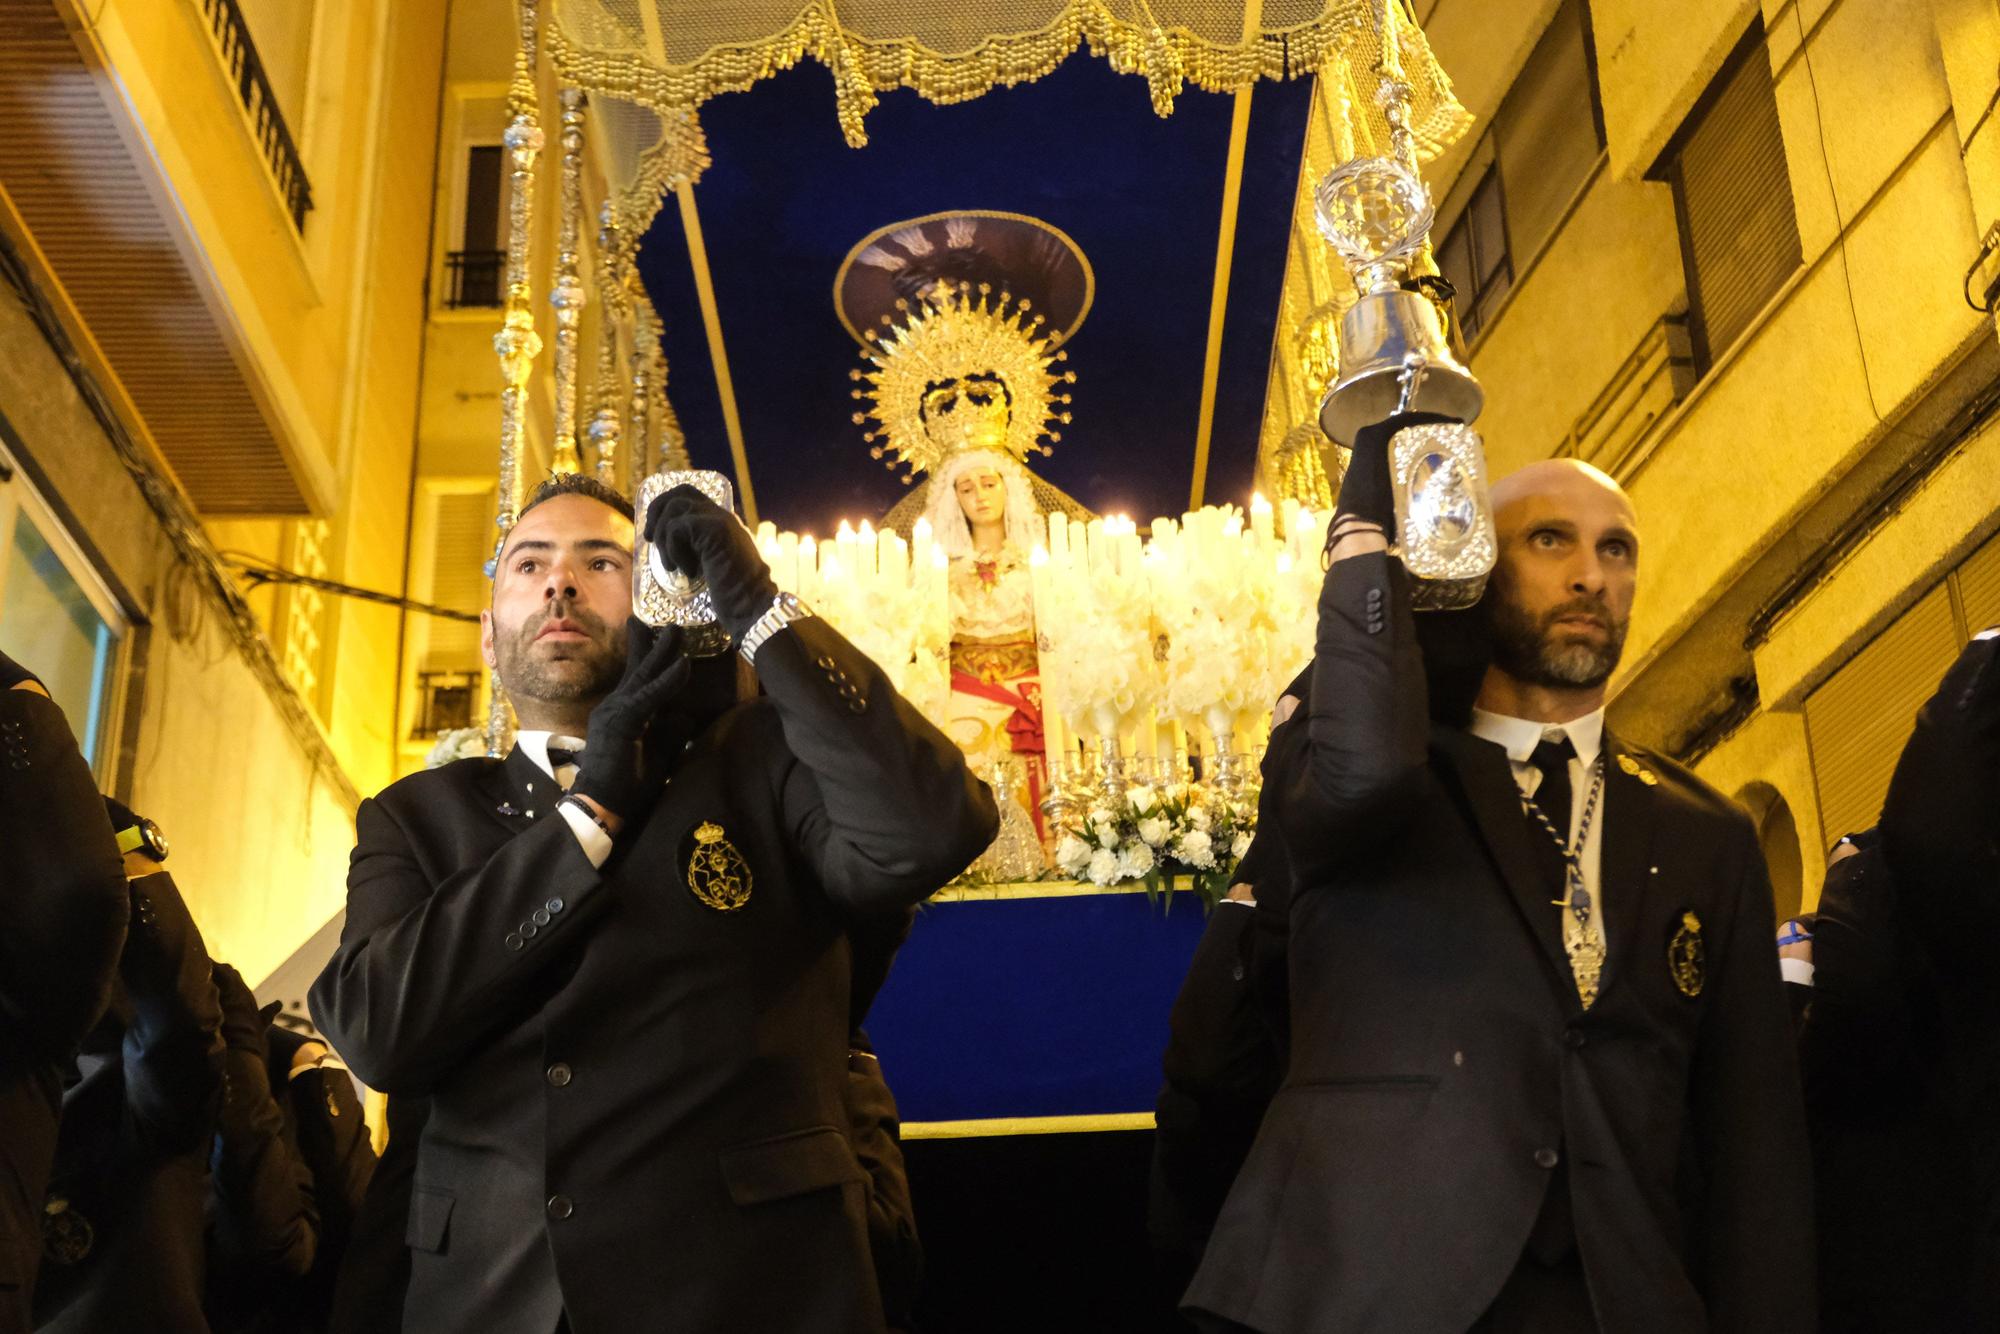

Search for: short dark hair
xmin=517 ymin=473 xmax=633 ymax=524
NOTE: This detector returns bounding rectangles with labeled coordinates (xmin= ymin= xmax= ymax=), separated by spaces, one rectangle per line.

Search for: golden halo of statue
xmin=839 ymin=212 xmax=1090 ymax=484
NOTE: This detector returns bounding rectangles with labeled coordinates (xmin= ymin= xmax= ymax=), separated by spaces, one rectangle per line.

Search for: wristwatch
xmin=115 ymin=816 xmax=170 ymax=864
xmin=738 ymin=592 xmax=815 ymax=664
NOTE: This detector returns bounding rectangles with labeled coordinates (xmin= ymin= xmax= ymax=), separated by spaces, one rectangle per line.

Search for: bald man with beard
xmin=1185 ymin=419 xmax=1813 ymax=1334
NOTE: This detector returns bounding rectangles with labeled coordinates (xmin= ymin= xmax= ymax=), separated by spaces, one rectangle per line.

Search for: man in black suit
xmin=1795 ymin=629 xmax=2000 ymax=1331
xmin=1149 ymin=677 xmax=1310 ymax=1306
xmin=1186 ymin=421 xmax=1813 ymax=1334
xmin=310 ymin=475 xmax=995 ymax=1334
xmin=36 ymin=802 xmax=225 ymax=1333
xmin=0 ymin=651 xmax=127 ymax=1334
xmin=206 ymin=961 xmax=377 ymax=1334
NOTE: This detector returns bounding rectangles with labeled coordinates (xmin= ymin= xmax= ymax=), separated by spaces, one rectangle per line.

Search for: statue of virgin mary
xmin=839 ymin=212 xmax=1096 ymax=860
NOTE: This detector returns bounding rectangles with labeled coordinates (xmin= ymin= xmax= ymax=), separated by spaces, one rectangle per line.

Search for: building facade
xmin=1263 ymin=0 xmax=2000 ymax=917
xmin=0 ymin=0 xmax=664 ymax=990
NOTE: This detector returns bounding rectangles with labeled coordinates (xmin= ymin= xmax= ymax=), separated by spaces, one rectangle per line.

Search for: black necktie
xmin=547 ymin=744 xmax=583 ymax=771
xmin=1529 ymin=733 xmax=1575 ymax=844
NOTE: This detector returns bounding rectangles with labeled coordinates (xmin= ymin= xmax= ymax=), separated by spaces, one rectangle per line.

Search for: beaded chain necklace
xmin=1520 ymin=754 xmax=1607 ymax=1005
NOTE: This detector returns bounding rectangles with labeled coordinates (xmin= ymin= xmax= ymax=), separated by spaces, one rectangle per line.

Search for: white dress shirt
xmin=515 ymin=730 xmax=614 ymax=869
xmin=1468 ymin=706 xmax=1610 ymax=962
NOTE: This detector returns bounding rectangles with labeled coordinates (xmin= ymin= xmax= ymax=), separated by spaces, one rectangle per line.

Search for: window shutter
xmin=1953 ymin=528 xmax=2000 ymax=634
xmin=1804 ymin=583 xmax=1962 ymax=845
xmin=1674 ymin=33 xmax=1801 ymax=368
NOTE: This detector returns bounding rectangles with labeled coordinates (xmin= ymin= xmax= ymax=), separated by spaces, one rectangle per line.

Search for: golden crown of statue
xmin=848 ymin=279 xmax=1076 ymax=484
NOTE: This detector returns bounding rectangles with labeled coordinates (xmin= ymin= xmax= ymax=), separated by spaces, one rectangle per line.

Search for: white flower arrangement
xmin=1047 ymin=775 xmax=1260 ymax=908
xmin=425 ymin=727 xmax=488 ymax=769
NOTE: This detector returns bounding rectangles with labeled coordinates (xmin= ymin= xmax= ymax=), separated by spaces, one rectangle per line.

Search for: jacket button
xmin=814 ymin=654 xmax=835 ymax=670
xmin=546 ymin=1062 xmax=573 ymax=1087
xmin=546 ymin=1194 xmax=574 ymax=1220
xmin=1563 ymin=1028 xmax=1586 ymax=1050
xmin=532 ymin=908 xmax=551 ymax=927
xmin=521 ymin=922 xmax=538 ymax=939
xmin=546 ymin=897 xmax=565 ymax=914
xmin=504 ymin=933 xmax=524 ymax=950
xmin=847 ymin=699 xmax=867 ymax=714
xmin=1534 ymin=1147 xmax=1560 ymax=1170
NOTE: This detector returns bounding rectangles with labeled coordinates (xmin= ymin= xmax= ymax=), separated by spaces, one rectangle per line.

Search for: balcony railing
xmin=198 ymin=0 xmax=313 ymax=231
xmin=444 ymin=250 xmax=507 ymax=309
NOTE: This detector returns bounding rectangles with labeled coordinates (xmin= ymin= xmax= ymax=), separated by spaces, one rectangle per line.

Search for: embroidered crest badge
xmin=1668 ymin=909 xmax=1705 ymax=998
xmin=686 ymin=820 xmax=753 ymax=912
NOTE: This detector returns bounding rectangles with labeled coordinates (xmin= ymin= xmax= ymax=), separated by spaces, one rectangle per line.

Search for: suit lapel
xmin=470 ymin=747 xmax=544 ymax=835
xmin=1597 ymin=733 xmax=1662 ymax=997
xmin=1433 ymin=727 xmax=1577 ymax=1009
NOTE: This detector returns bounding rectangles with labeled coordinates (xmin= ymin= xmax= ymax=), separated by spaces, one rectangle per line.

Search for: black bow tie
xmin=546 ymin=745 xmax=584 ymax=770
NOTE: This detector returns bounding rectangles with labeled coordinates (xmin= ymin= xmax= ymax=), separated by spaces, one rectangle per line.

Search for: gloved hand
xmin=645 ymin=485 xmax=780 ymax=644
xmin=0 ymin=647 xmax=42 ymax=691
xmin=211 ymin=962 xmax=269 ymax=1056
xmin=568 ymin=620 xmax=692 ymax=820
xmin=1332 ymin=411 xmax=1455 ymax=547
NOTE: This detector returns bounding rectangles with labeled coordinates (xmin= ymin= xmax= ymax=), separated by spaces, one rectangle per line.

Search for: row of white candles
xmin=744 ymin=497 xmax=1326 ymax=769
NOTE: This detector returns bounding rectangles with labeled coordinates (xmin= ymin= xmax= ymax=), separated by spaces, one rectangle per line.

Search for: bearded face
xmin=481 ymin=492 xmax=637 ymax=725
xmin=1486 ymin=573 xmax=1629 ymax=690
xmin=491 ymin=594 xmax=627 ymax=707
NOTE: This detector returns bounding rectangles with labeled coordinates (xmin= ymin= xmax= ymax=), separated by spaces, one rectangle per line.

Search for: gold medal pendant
xmin=1669 ymin=909 xmax=1705 ymax=998
xmin=686 ymin=820 xmax=753 ymax=912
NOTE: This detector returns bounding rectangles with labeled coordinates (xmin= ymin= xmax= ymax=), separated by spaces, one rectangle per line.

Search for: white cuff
xmin=1779 ymin=957 xmax=1815 ymax=988
xmin=558 ymin=800 xmax=614 ymax=869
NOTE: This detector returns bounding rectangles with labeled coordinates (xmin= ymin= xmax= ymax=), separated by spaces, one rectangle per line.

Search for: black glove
xmin=568 ymin=620 xmax=692 ymax=820
xmin=0 ymin=647 xmax=41 ymax=691
xmin=211 ymin=962 xmax=269 ymax=1056
xmin=1332 ymin=411 xmax=1455 ymax=546
xmin=644 ymin=485 xmax=779 ymax=643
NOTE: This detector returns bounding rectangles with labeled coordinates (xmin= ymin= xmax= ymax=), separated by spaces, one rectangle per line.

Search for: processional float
xmin=464 ymin=0 xmax=1485 ymax=898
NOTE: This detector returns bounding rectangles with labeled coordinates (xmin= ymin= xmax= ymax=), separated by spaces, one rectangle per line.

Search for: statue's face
xmin=922 ymin=375 xmax=1011 ymax=456
xmin=954 ymin=466 xmax=1007 ymax=527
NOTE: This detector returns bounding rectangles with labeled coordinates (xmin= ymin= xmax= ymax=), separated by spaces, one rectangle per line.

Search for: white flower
xmin=1055 ymin=834 xmax=1093 ymax=875
xmin=1187 ymin=803 xmax=1212 ymax=832
xmin=1087 ymin=806 xmax=1117 ymax=828
xmin=1232 ymin=831 xmax=1254 ymax=860
xmin=1128 ymin=785 xmax=1158 ymax=815
xmin=1174 ymin=830 xmax=1216 ymax=870
xmin=425 ymin=727 xmax=486 ymax=770
xmin=1137 ymin=816 xmax=1172 ymax=848
xmin=1087 ymin=847 xmax=1122 ymax=886
xmin=1117 ymin=842 xmax=1156 ymax=878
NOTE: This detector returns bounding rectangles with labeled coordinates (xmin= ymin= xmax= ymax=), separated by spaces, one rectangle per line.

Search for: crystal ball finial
xmin=1314 ymin=157 xmax=1434 ymax=269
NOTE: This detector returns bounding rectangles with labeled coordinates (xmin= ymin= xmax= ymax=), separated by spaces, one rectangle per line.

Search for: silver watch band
xmin=738 ymin=593 xmax=814 ymax=664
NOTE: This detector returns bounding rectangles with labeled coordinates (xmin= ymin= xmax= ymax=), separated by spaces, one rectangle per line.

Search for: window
xmin=0 ymin=457 xmax=128 ymax=773
xmin=1492 ymin=0 xmax=1606 ymax=261
xmin=446 ymin=145 xmax=506 ymax=309
xmin=1436 ymin=167 xmax=1511 ymax=342
xmin=1432 ymin=0 xmax=1604 ymax=346
xmin=1658 ymin=24 xmax=1801 ymax=374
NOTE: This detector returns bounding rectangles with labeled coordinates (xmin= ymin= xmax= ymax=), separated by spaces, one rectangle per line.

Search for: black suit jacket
xmin=0 ymin=686 xmax=127 ymax=1333
xmin=1801 ymin=632 xmax=2000 ymax=1330
xmin=309 ymin=618 xmax=995 ymax=1334
xmin=1186 ymin=552 xmax=1814 ymax=1334
xmin=35 ymin=870 xmax=224 ymax=1334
